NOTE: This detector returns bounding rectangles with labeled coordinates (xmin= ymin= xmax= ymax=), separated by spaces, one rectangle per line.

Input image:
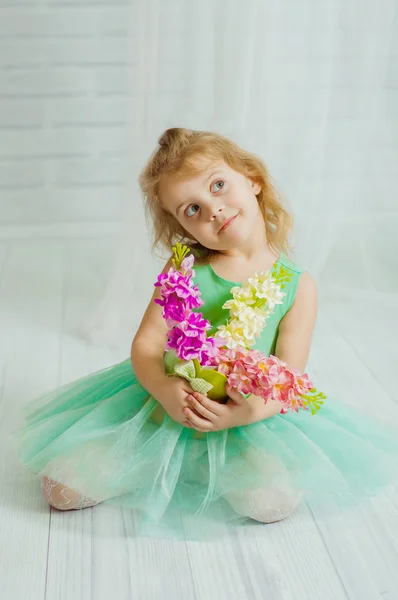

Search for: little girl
xmin=15 ymin=128 xmax=398 ymax=537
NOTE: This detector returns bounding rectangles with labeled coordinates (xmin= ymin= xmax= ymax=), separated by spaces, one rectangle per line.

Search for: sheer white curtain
xmin=84 ymin=0 xmax=398 ymax=349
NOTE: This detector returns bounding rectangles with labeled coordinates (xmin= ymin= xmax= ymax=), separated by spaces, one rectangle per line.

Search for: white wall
xmin=2 ymin=1 xmax=397 ymax=347
xmin=0 ymin=2 xmax=137 ymax=233
xmin=1 ymin=0 xmax=397 ymax=253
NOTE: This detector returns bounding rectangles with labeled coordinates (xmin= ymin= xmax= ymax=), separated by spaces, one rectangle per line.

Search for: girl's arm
xmin=130 ymin=259 xmax=173 ymax=396
xmin=131 ymin=260 xmax=199 ymax=427
xmin=242 ymin=271 xmax=318 ymax=423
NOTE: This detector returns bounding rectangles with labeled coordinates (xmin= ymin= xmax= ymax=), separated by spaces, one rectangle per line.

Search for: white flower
xmin=218 ymin=312 xmax=265 ymax=349
xmin=248 ymin=271 xmax=285 ymax=310
xmin=261 ymin=282 xmax=285 ymax=310
xmin=217 ymin=322 xmax=247 ymax=349
xmin=230 ymin=286 xmax=256 ymax=305
xmin=237 ymin=307 xmax=265 ymax=330
xmin=239 ymin=315 xmax=263 ymax=345
xmin=222 ymin=298 xmax=248 ymax=317
xmin=217 ymin=268 xmax=285 ymax=349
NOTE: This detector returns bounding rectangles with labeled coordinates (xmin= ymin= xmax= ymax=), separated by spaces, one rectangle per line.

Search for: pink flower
xmin=243 ymin=350 xmax=266 ymax=367
xmin=167 ymin=326 xmax=208 ymax=361
xmin=209 ymin=348 xmax=318 ymax=413
xmin=180 ymin=254 xmax=195 ymax=279
xmin=156 ymin=295 xmax=187 ymax=324
xmin=166 ymin=314 xmax=218 ymax=363
xmin=155 ymin=268 xmax=203 ymax=310
xmin=292 ymin=372 xmax=313 ymax=394
xmin=229 ymin=369 xmax=253 ymax=395
xmin=280 ymin=389 xmax=307 ymax=414
xmin=217 ymin=363 xmax=231 ymax=376
xmin=200 ymin=337 xmax=220 ymax=365
xmin=262 ymin=365 xmax=294 ymax=403
xmin=179 ymin=312 xmax=212 ymax=335
xmin=209 ymin=345 xmax=249 ymax=371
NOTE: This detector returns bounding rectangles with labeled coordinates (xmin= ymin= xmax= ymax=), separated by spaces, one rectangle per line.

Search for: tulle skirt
xmin=13 ymin=358 xmax=398 ymax=539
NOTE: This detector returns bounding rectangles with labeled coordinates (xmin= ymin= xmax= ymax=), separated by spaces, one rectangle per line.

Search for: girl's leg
xmin=223 ymin=449 xmax=303 ymax=523
xmin=40 ymin=437 xmax=124 ymax=511
xmin=224 ymin=485 xmax=302 ymax=523
xmin=41 ymin=475 xmax=99 ymax=510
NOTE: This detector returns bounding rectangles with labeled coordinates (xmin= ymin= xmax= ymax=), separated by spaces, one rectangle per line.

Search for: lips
xmin=219 ymin=214 xmax=238 ymax=233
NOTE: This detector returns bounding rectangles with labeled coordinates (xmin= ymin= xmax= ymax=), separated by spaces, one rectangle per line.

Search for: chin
xmin=215 ymin=234 xmax=250 ymax=251
xmin=223 ymin=223 xmax=252 ymax=245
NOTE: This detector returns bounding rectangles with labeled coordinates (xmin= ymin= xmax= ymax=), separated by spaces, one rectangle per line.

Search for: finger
xmin=186 ymin=418 xmax=212 ymax=433
xmin=186 ymin=419 xmax=203 ymax=430
xmin=181 ymin=383 xmax=195 ymax=396
xmin=184 ymin=407 xmax=213 ymax=431
xmin=187 ymin=395 xmax=218 ymax=422
xmin=190 ymin=392 xmax=224 ymax=417
xmin=226 ymin=385 xmax=246 ymax=404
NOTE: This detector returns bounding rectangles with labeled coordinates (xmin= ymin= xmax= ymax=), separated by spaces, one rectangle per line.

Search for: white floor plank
xmin=123 ymin=511 xmax=198 ymax=600
xmin=0 ymin=241 xmax=65 ymax=600
xmin=307 ymin=314 xmax=398 ymax=599
xmin=45 ymin=510 xmax=93 ymax=600
xmin=321 ymin=293 xmax=398 ymax=406
xmin=45 ymin=239 xmax=133 ymax=600
xmin=234 ymin=508 xmax=350 ymax=600
xmin=309 ymin=313 xmax=398 ymax=423
xmin=308 ymin=502 xmax=398 ymax=600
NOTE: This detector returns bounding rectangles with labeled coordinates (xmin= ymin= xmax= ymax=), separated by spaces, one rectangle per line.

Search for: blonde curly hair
xmin=139 ymin=128 xmax=293 ymax=261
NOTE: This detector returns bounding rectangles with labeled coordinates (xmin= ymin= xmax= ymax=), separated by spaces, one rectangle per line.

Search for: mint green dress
xmin=14 ymin=255 xmax=398 ymax=538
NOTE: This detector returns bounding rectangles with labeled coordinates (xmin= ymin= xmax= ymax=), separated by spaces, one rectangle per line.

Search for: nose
xmin=210 ymin=206 xmax=223 ymax=221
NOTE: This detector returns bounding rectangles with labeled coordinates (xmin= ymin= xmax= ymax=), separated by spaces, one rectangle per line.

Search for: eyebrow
xmin=175 ymin=171 xmax=223 ymax=215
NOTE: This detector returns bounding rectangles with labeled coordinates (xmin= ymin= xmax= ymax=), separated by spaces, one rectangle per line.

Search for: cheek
xmin=178 ymin=219 xmax=202 ymax=240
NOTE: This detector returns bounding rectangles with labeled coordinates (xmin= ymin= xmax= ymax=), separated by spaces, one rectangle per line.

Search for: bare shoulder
xmin=275 ymin=271 xmax=318 ymax=371
xmin=280 ymin=271 xmax=318 ymax=329
xmin=132 ymin=256 xmax=173 ymax=344
xmin=295 ymin=271 xmax=318 ymax=304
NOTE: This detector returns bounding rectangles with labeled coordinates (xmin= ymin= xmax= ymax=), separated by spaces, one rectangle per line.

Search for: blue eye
xmin=186 ymin=204 xmax=200 ymax=218
xmin=212 ymin=180 xmax=225 ymax=192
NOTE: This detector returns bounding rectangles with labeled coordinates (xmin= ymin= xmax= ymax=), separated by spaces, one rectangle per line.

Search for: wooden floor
xmin=0 ymin=238 xmax=397 ymax=600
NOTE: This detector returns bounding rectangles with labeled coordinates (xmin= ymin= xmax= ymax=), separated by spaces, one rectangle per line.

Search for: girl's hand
xmin=153 ymin=377 xmax=197 ymax=427
xmin=183 ymin=385 xmax=253 ymax=432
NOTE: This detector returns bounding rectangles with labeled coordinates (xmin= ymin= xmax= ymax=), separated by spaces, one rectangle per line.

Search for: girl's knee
xmin=41 ymin=475 xmax=97 ymax=511
xmin=225 ymin=486 xmax=303 ymax=524
xmin=225 ymin=449 xmax=303 ymax=523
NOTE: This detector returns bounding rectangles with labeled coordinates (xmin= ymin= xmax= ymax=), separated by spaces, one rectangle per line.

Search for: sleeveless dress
xmin=13 ymin=254 xmax=398 ymax=538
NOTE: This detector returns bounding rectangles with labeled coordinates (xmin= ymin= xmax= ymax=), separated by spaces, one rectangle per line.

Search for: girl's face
xmin=159 ymin=161 xmax=262 ymax=251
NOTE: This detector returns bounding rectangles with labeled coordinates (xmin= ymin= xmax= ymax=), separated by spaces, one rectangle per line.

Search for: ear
xmin=249 ymin=178 xmax=261 ymax=195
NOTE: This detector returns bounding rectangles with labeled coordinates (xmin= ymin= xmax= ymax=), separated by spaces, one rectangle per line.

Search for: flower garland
xmin=154 ymin=244 xmax=219 ymax=365
xmin=154 ymin=243 xmax=326 ymax=415
xmin=218 ymin=265 xmax=288 ymax=349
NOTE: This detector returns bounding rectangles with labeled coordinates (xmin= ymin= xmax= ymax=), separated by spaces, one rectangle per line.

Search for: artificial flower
xmin=155 ymin=244 xmax=326 ymax=414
